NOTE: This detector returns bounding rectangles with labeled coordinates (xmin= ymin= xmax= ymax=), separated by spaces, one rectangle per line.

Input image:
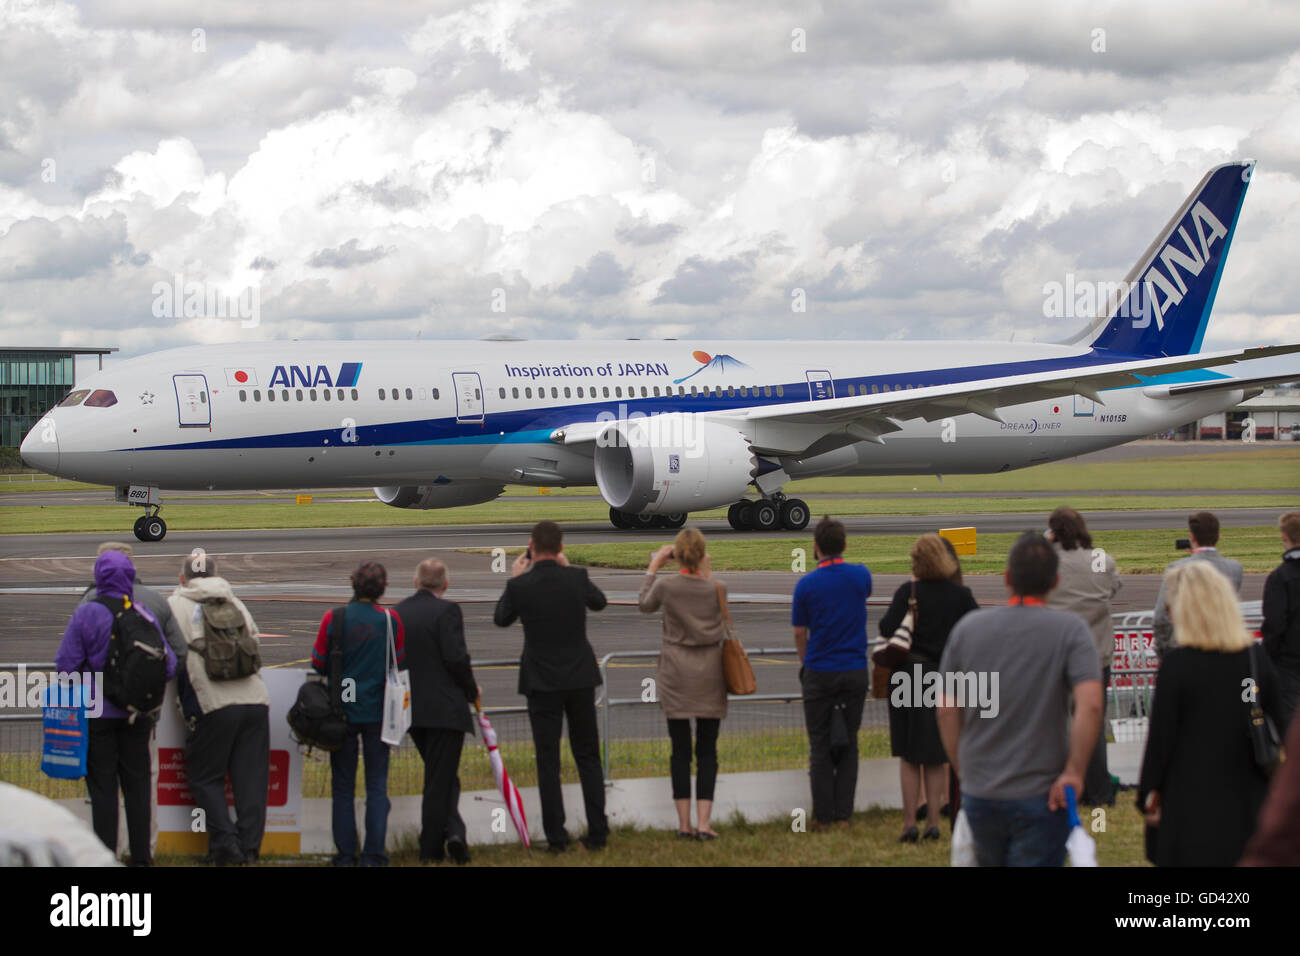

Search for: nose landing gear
xmin=133 ymin=509 xmax=167 ymax=542
xmin=117 ymin=485 xmax=167 ymax=541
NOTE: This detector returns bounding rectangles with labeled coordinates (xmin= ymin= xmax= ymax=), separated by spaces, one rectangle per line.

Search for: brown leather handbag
xmin=715 ymin=580 xmax=757 ymax=695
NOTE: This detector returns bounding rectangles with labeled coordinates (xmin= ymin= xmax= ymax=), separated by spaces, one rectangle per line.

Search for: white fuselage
xmin=23 ymin=339 xmax=1241 ymax=492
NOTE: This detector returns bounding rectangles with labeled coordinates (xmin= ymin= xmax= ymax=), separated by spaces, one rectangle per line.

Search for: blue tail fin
xmin=1087 ymin=161 xmax=1253 ymax=357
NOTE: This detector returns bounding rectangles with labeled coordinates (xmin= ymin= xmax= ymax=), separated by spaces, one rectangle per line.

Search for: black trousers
xmin=86 ymin=716 xmax=153 ymax=864
xmin=184 ymin=703 xmax=270 ymax=860
xmin=410 ymin=727 xmax=467 ymax=860
xmin=667 ymin=718 xmax=721 ymax=800
xmin=526 ymin=688 xmax=607 ymax=847
xmin=1082 ymin=667 xmax=1114 ymax=806
xmin=801 ymin=668 xmax=869 ymax=824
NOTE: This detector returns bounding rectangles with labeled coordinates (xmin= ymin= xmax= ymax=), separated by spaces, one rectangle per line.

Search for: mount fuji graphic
xmin=673 ymin=351 xmax=752 ymax=385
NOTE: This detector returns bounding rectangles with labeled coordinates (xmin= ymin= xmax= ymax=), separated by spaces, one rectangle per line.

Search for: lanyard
xmin=1007 ymin=596 xmax=1046 ymax=606
xmin=817 ymin=558 xmax=844 ymax=569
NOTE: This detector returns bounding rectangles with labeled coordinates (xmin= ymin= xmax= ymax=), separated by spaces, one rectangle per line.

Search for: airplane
xmin=19 ymin=160 xmax=1300 ymax=542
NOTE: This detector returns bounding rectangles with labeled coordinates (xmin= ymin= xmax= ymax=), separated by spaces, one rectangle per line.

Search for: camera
xmin=1175 ymin=538 xmax=1191 ymax=551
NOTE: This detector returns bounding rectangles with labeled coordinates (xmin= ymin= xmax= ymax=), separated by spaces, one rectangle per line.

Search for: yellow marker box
xmin=295 ymin=494 xmax=312 ymax=505
xmin=939 ymin=526 xmax=976 ymax=556
xmin=538 ymin=487 xmax=551 ymax=495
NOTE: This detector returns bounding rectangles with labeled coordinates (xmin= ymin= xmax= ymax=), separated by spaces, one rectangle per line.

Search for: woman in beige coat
xmin=638 ymin=527 xmax=728 ymax=839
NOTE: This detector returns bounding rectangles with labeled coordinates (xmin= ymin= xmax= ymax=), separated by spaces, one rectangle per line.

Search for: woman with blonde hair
xmin=1138 ymin=561 xmax=1286 ymax=866
xmin=878 ymin=533 xmax=978 ymax=842
xmin=639 ymin=526 xmax=728 ymax=839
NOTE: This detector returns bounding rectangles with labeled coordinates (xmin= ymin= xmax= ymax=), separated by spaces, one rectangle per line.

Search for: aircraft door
xmin=806 ymin=370 xmax=835 ymax=401
xmin=452 ymin=372 xmax=485 ymax=424
xmin=173 ymin=374 xmax=211 ymax=427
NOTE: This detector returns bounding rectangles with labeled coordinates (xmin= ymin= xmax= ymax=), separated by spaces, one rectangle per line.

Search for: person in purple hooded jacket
xmin=55 ymin=549 xmax=177 ymax=865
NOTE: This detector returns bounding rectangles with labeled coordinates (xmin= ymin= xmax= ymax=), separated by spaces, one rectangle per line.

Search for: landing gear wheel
xmin=631 ymin=513 xmax=658 ymax=530
xmin=780 ymin=498 xmax=810 ymax=531
xmin=734 ymin=501 xmax=756 ymax=531
xmin=133 ymin=515 xmax=149 ymax=542
xmin=752 ymin=500 xmax=780 ymax=531
xmin=609 ymin=507 xmax=632 ymax=529
xmin=143 ymin=516 xmax=166 ymax=542
xmin=660 ymin=513 xmax=687 ymax=529
xmin=727 ymin=503 xmax=745 ymax=530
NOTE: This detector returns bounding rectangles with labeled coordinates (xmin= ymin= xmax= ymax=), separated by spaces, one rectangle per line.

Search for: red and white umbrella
xmin=476 ymin=704 xmax=531 ymax=847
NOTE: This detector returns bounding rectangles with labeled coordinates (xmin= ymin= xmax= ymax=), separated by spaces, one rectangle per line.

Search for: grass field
xmin=3 ymin=492 xmax=1298 ymax=536
xmin=479 ymin=525 xmax=1284 ymax=573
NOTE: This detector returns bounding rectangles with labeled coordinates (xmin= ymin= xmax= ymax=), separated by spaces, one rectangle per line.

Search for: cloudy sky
xmin=3 ymin=0 xmax=1300 ymax=375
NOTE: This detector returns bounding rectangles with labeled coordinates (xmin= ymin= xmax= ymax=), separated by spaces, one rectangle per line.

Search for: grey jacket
xmin=1046 ymin=544 xmax=1121 ymax=669
xmin=1153 ymin=549 xmax=1245 ymax=657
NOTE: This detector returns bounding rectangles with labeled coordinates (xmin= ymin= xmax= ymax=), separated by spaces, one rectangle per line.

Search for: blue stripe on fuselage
xmin=131 ymin=348 xmax=1230 ymax=452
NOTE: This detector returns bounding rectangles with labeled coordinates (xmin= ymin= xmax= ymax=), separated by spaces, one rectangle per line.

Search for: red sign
xmin=158 ymin=747 xmax=289 ymax=808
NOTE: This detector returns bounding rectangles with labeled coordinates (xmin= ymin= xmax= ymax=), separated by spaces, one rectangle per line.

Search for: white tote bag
xmin=380 ymin=611 xmax=411 ymax=746
xmin=950 ymin=809 xmax=978 ymax=867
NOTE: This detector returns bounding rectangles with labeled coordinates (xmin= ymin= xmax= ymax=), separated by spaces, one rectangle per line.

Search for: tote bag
xmin=715 ymin=581 xmax=757 ymax=696
xmin=41 ymin=680 xmax=89 ymax=779
xmin=380 ymin=611 xmax=412 ymax=746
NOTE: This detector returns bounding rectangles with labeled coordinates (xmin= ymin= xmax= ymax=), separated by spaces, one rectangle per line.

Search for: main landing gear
xmin=608 ymin=507 xmax=688 ymax=530
xmin=727 ymin=494 xmax=810 ymax=532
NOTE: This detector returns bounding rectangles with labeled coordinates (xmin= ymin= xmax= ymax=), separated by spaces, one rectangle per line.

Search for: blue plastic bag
xmin=41 ymin=681 xmax=89 ymax=779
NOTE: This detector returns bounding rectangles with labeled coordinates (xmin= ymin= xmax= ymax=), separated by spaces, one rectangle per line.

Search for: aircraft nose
xmin=19 ymin=416 xmax=60 ymax=474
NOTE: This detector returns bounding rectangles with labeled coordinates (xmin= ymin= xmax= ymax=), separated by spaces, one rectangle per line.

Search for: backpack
xmin=96 ymin=596 xmax=168 ymax=715
xmin=194 ymin=597 xmax=261 ymax=681
xmin=287 ymin=606 xmax=348 ymax=752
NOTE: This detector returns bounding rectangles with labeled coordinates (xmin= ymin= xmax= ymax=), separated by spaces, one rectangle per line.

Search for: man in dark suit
xmin=396 ymin=559 xmax=478 ymax=864
xmin=493 ymin=520 xmax=609 ymax=851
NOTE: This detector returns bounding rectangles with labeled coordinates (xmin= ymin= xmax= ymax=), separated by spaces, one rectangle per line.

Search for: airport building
xmin=0 ymin=347 xmax=116 ymax=448
xmin=1183 ymin=385 xmax=1300 ymax=441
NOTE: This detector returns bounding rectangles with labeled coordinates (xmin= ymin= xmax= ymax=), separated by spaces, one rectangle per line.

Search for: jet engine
xmin=593 ymin=414 xmax=756 ymax=515
xmin=374 ymin=481 xmax=505 ymax=509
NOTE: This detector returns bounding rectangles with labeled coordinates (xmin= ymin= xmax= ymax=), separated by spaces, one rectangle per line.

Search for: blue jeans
xmin=961 ymin=793 xmax=1068 ymax=867
xmin=329 ymin=722 xmax=391 ymax=866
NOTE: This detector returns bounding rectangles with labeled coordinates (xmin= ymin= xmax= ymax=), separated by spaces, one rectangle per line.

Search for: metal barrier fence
xmin=0 ymin=601 xmax=1271 ymax=800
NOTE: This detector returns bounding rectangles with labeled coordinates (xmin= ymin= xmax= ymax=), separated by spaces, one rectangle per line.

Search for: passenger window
xmin=350 ymin=389 xmax=357 ymax=400
xmin=653 ymin=386 xmax=660 ymax=397
xmin=267 ymin=390 xmax=275 ymax=402
xmin=576 ymin=386 xmax=584 ymax=398
xmin=406 ymin=388 xmax=414 ymax=400
xmin=295 ymin=389 xmax=303 ymax=401
xmin=239 ymin=390 xmax=247 ymax=402
xmin=603 ymin=387 xmax=610 ymax=398
xmin=499 ymin=387 xmax=506 ymax=399
xmin=691 ymin=386 xmax=698 ymax=397
xmin=564 ymin=387 xmax=571 ymax=398
xmin=727 ymin=386 xmax=735 ymax=398
xmin=525 ymin=387 xmax=533 ymax=398
xmin=323 ymin=389 xmax=331 ymax=401
xmin=253 ymin=390 xmax=261 ymax=402
xmin=432 ymin=388 xmax=439 ymax=400
xmin=391 ymin=389 xmax=399 ymax=400
xmin=309 ymin=389 xmax=317 ymax=401
xmin=512 ymin=387 xmax=519 ymax=399
xmin=59 ymin=389 xmax=90 ymax=407
xmin=200 ymin=392 xmax=207 ymax=404
xmin=615 ymin=387 xmax=623 ymax=398
xmin=379 ymin=390 xmax=386 ymax=400
xmin=775 ymin=385 xmax=784 ymax=397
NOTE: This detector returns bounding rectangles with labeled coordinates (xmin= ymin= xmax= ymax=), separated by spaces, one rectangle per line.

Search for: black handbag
xmin=1246 ymin=644 xmax=1283 ymax=777
xmin=287 ymin=606 xmax=349 ymax=752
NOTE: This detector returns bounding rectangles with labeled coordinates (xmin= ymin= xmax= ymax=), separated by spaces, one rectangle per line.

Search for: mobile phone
xmin=525 ymin=546 xmax=533 ymax=560
xmin=1175 ymin=538 xmax=1191 ymax=551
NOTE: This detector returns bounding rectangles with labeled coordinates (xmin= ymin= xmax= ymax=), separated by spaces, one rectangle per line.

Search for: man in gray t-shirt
xmin=938 ymin=532 xmax=1103 ymax=866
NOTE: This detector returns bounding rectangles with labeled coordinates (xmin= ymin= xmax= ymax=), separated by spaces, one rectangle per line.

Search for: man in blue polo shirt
xmin=792 ymin=516 xmax=872 ymax=829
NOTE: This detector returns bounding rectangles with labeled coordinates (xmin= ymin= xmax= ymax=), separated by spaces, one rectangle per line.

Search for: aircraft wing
xmin=721 ymin=343 xmax=1300 ymax=455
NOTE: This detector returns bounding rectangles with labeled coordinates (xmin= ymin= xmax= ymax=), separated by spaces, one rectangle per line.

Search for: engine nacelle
xmin=594 ymin=414 xmax=756 ymax=515
xmin=374 ymin=481 xmax=505 ymax=510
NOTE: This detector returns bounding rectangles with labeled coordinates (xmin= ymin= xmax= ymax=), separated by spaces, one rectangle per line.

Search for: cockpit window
xmin=58 ymin=389 xmax=91 ymax=407
xmin=84 ymin=389 xmax=118 ymax=408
